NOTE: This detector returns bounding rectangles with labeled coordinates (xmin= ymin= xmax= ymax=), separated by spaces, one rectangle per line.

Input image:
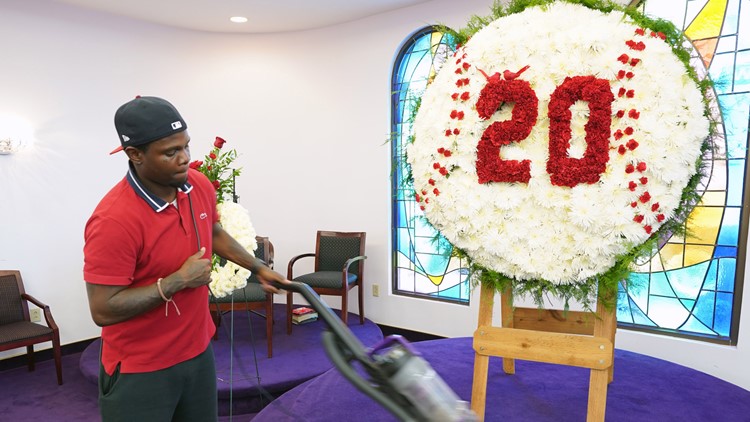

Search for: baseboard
xmin=0 ymin=337 xmax=99 ymax=372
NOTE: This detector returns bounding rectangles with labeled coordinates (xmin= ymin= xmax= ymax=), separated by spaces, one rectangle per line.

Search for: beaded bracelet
xmin=157 ymin=278 xmax=181 ymax=316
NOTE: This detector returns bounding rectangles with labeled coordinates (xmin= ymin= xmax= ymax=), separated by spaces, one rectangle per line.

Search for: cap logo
xmin=121 ymin=135 xmax=130 ymax=143
xmin=171 ymin=121 xmax=183 ymax=130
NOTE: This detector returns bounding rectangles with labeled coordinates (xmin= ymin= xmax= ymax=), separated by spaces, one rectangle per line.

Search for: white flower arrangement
xmin=208 ymin=201 xmax=258 ymax=298
xmin=406 ymin=0 xmax=712 ymax=305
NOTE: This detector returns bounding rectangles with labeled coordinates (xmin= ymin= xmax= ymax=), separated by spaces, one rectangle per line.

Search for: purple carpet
xmin=255 ymin=337 xmax=750 ymax=421
xmin=79 ymin=304 xmax=384 ymax=417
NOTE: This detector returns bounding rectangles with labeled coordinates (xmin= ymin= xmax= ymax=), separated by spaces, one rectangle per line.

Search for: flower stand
xmin=471 ymin=283 xmax=617 ymax=422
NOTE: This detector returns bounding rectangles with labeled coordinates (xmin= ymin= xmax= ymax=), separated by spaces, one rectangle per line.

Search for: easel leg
xmin=471 ymin=283 xmax=496 ymax=421
xmin=500 ymin=286 xmax=515 ymax=375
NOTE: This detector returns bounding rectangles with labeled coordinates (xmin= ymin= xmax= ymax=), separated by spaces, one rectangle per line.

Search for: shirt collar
xmin=126 ymin=163 xmax=193 ymax=212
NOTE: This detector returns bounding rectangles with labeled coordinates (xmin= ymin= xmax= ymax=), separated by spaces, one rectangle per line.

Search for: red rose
xmin=212 ymin=180 xmax=220 ymax=190
xmin=635 ymin=28 xmax=645 ymax=36
xmin=626 ymin=90 xmax=635 ymax=98
xmin=443 ymin=150 xmax=452 ymax=157
xmin=631 ymin=202 xmax=638 ymax=208
xmin=640 ymin=177 xmax=648 ymax=184
xmin=428 ymin=178 xmax=435 ymax=185
xmin=657 ymin=214 xmax=665 ymax=222
xmin=433 ymin=188 xmax=440 ymax=195
xmin=617 ymin=54 xmax=629 ymax=64
xmin=189 ymin=160 xmax=203 ymax=169
xmin=209 ymin=152 xmax=217 ymax=160
xmin=214 ymin=136 xmax=227 ymax=149
xmin=636 ymin=162 xmax=647 ymax=172
xmin=451 ymin=93 xmax=459 ymax=100
xmin=439 ymin=167 xmax=448 ymax=176
xmin=644 ymin=225 xmax=653 ymax=234
xmin=618 ymin=145 xmax=627 ymax=155
xmin=639 ymin=191 xmax=651 ymax=203
xmin=616 ymin=110 xmax=625 ymax=118
xmin=628 ymin=181 xmax=638 ymax=191
xmin=633 ymin=215 xmax=644 ymax=223
xmin=630 ymin=58 xmax=641 ymax=66
xmin=651 ymin=203 xmax=660 ymax=212
xmin=453 ymin=128 xmax=460 ymax=135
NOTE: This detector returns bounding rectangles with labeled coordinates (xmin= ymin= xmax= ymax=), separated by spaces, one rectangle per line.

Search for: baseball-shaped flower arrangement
xmin=407 ymin=0 xmax=713 ymax=307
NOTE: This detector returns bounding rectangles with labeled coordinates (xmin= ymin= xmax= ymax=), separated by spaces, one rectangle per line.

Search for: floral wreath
xmin=406 ymin=0 xmax=714 ymax=309
xmin=191 ymin=137 xmax=258 ymax=298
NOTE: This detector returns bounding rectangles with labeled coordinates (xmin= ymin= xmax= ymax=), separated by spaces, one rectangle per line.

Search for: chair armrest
xmin=22 ymin=292 xmax=48 ymax=309
xmin=287 ymin=253 xmax=316 ymax=279
xmin=342 ymin=255 xmax=367 ymax=273
xmin=21 ymin=293 xmax=59 ymax=331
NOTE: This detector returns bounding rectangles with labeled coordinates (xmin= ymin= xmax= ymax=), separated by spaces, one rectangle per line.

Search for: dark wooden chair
xmin=209 ymin=236 xmax=275 ymax=357
xmin=0 ymin=270 xmax=62 ymax=385
xmin=286 ymin=231 xmax=366 ymax=334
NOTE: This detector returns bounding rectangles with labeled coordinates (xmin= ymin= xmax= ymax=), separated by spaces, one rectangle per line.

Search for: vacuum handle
xmin=271 ymin=281 xmax=370 ymax=361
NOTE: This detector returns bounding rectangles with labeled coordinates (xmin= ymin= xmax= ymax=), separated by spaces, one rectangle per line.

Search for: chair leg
xmin=53 ymin=332 xmax=63 ymax=385
xmin=286 ymin=291 xmax=294 ymax=335
xmin=26 ymin=345 xmax=35 ymax=372
xmin=341 ymin=291 xmax=348 ymax=325
xmin=358 ymin=284 xmax=364 ymax=325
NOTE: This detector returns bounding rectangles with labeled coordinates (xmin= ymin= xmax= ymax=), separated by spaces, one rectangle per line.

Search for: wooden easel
xmin=471 ymin=284 xmax=617 ymax=422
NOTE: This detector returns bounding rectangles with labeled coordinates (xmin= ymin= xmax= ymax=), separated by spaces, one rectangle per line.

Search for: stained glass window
xmin=391 ymin=28 xmax=471 ymax=303
xmin=617 ymin=0 xmax=747 ymax=343
xmin=391 ymin=2 xmax=747 ymax=343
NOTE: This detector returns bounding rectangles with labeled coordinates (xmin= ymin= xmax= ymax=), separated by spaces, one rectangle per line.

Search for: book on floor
xmin=292 ymin=307 xmax=318 ymax=324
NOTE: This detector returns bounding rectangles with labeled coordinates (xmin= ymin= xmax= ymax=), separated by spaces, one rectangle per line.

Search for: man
xmin=83 ymin=96 xmax=289 ymax=421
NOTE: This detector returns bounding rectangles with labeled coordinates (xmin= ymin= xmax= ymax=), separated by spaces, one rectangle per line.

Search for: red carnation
xmin=214 ymin=136 xmax=227 ymax=149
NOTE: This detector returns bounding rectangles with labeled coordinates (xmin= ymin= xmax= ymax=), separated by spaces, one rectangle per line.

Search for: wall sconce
xmin=0 ymin=114 xmax=33 ymax=155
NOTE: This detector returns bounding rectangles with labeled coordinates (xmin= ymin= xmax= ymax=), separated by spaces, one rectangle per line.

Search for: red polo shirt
xmin=84 ymin=167 xmax=217 ymax=375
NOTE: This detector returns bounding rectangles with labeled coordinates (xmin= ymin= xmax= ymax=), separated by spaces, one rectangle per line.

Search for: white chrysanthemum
xmin=209 ymin=202 xmax=258 ymax=298
xmin=407 ymin=2 xmax=708 ymax=284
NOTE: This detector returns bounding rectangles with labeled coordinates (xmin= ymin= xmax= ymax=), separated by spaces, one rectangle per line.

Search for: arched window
xmin=391 ymin=27 xmax=470 ymax=303
xmin=391 ymin=0 xmax=747 ymax=343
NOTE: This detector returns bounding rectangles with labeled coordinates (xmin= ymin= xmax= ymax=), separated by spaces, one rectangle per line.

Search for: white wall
xmin=0 ymin=0 xmax=747 ymax=392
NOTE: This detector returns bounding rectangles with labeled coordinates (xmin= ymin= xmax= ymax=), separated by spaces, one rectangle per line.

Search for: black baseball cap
xmin=111 ymin=96 xmax=187 ymax=154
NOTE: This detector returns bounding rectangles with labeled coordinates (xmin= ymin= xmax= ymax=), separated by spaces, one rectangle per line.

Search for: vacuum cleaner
xmin=277 ymin=281 xmax=478 ymax=422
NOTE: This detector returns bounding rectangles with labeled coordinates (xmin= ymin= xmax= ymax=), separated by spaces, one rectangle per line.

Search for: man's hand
xmin=176 ymin=247 xmax=212 ymax=289
xmin=255 ymin=266 xmax=291 ymax=294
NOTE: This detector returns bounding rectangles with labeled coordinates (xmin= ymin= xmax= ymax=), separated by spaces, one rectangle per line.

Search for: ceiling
xmin=52 ymin=0 xmax=434 ymax=34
